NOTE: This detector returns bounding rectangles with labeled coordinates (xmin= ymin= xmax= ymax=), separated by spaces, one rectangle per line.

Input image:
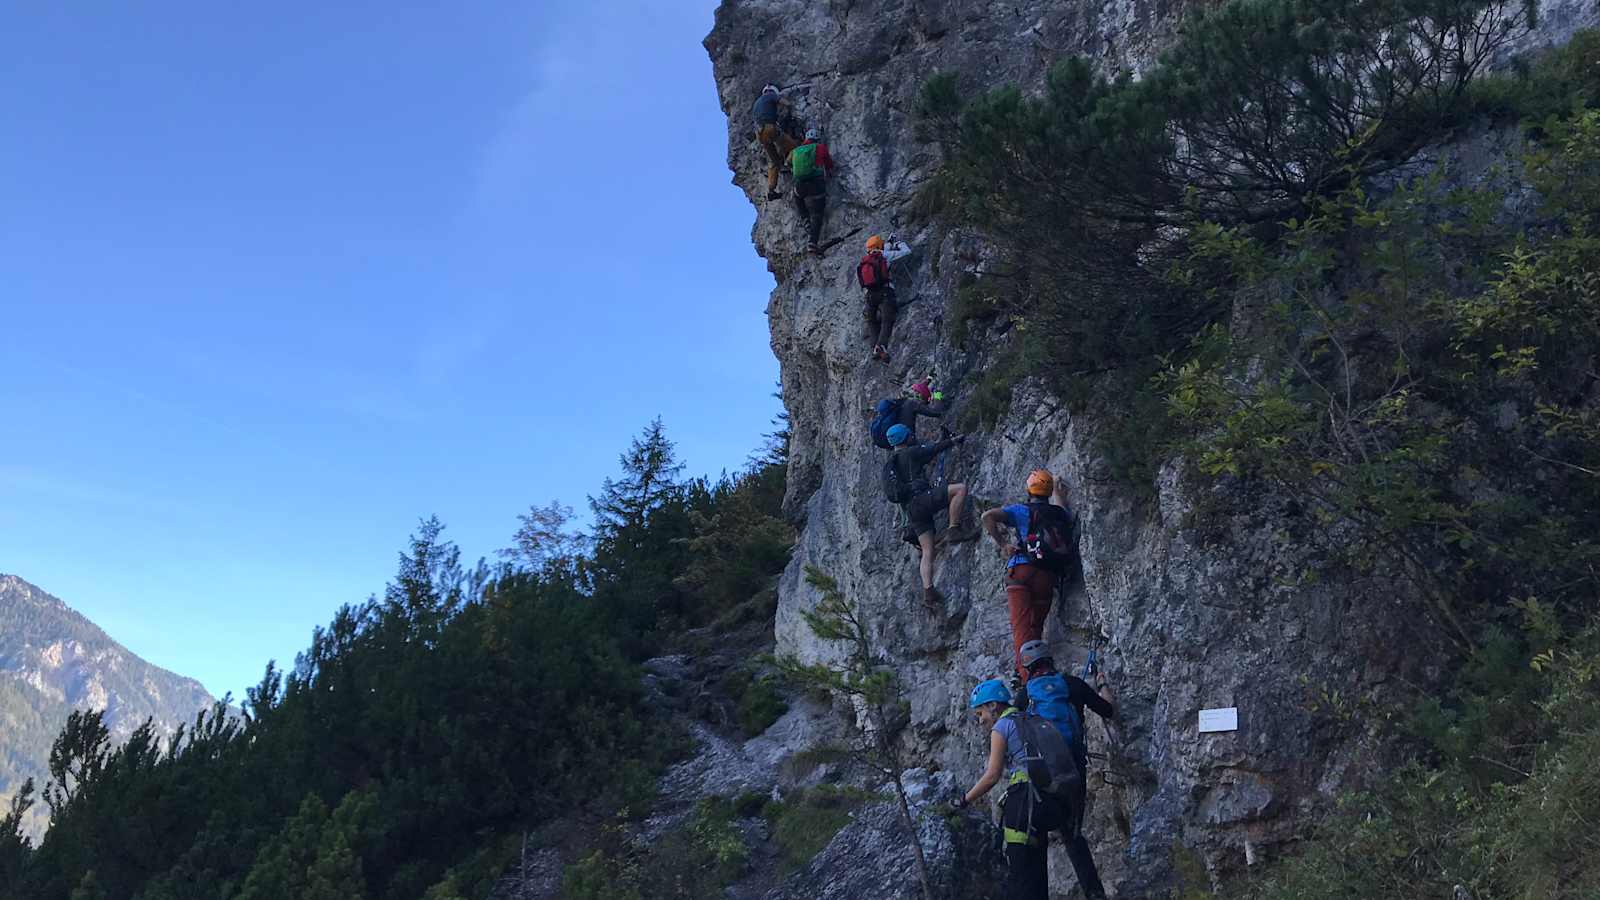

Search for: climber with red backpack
xmin=752 ymin=84 xmax=798 ymax=201
xmin=981 ymin=469 xmax=1083 ymax=681
xmin=883 ymin=424 xmax=978 ymax=608
xmin=868 ymin=378 xmax=949 ymax=449
xmin=858 ymin=235 xmax=913 ymax=361
xmin=788 ymin=126 xmax=835 ymax=255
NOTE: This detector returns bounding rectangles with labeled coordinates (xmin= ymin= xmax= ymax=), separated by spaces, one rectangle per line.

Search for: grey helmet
xmin=804 ymin=126 xmax=820 ymax=140
xmin=762 ymin=83 xmax=780 ymax=95
xmin=1019 ymin=640 xmax=1052 ymax=669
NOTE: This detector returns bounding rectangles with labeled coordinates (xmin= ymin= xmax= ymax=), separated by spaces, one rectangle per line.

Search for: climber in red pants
xmin=981 ymin=469 xmax=1081 ymax=682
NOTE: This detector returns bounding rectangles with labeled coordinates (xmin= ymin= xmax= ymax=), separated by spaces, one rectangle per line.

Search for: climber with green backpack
xmin=956 ymin=677 xmax=1100 ymax=900
xmin=787 ymin=126 xmax=835 ymax=255
xmin=1015 ymin=640 xmax=1114 ymax=900
xmin=883 ymin=424 xmax=977 ymax=608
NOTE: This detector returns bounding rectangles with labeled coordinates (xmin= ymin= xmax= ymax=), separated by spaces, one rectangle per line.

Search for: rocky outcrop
xmin=701 ymin=1 xmax=1597 ymax=894
xmin=764 ymin=771 xmax=1006 ymax=900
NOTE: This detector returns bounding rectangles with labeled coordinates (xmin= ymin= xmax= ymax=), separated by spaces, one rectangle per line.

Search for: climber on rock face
xmin=752 ymin=84 xmax=798 ymax=201
xmin=868 ymin=378 xmax=949 ymax=450
xmin=788 ymin=126 xmax=834 ymax=255
xmin=894 ymin=377 xmax=949 ymax=443
xmin=981 ymin=469 xmax=1081 ymax=682
xmin=857 ymin=234 xmax=913 ymax=361
xmin=956 ymin=677 xmax=1095 ymax=900
xmin=883 ymin=423 xmax=977 ymax=608
xmin=1015 ymin=639 xmax=1113 ymax=900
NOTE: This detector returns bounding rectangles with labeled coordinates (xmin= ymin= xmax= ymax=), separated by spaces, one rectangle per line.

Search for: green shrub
xmin=735 ymin=673 xmax=789 ymax=738
xmin=762 ymin=786 xmax=875 ymax=875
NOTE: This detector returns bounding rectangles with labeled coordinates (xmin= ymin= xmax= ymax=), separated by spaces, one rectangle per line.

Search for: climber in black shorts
xmin=885 ymin=424 xmax=978 ymax=607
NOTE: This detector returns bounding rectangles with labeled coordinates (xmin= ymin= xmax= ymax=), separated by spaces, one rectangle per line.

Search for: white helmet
xmin=804 ymin=126 xmax=820 ymax=140
xmin=762 ymin=83 xmax=779 ymax=95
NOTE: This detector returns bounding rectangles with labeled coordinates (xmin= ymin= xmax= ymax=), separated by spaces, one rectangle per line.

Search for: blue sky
xmin=0 ymin=1 xmax=778 ymax=699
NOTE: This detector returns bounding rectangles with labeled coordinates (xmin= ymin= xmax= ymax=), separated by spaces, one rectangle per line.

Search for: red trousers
xmin=1006 ymin=564 xmax=1056 ymax=680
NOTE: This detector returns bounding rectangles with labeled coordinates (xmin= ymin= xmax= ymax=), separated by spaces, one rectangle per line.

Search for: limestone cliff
xmin=704 ymin=1 xmax=1597 ymax=895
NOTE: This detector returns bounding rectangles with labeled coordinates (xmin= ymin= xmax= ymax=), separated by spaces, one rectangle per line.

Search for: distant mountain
xmin=0 ymin=574 xmax=216 ymax=837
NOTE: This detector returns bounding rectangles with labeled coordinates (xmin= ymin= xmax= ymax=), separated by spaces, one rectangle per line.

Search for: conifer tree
xmin=0 ymin=780 xmax=34 ymax=891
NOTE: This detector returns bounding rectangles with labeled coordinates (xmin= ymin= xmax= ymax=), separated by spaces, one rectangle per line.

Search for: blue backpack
xmin=869 ymin=399 xmax=903 ymax=449
xmin=1026 ymin=673 xmax=1083 ymax=749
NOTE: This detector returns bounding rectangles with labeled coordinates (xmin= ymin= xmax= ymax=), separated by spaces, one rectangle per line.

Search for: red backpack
xmin=857 ymin=252 xmax=889 ymax=289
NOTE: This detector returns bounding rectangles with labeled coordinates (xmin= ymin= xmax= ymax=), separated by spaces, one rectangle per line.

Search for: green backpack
xmin=791 ymin=143 xmax=821 ymax=180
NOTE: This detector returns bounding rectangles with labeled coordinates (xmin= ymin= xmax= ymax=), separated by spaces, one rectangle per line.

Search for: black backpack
xmin=1022 ymin=502 xmax=1079 ymax=574
xmin=882 ymin=452 xmax=914 ymax=505
xmin=1013 ymin=711 xmax=1083 ymax=804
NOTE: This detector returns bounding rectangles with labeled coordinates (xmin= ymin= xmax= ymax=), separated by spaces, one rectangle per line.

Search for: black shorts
xmin=863 ymin=285 xmax=897 ymax=312
xmin=906 ymin=489 xmax=943 ymax=537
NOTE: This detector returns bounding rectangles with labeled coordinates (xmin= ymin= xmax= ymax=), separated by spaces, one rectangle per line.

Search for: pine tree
xmin=236 ymin=794 xmax=329 ymax=900
xmin=585 ymin=419 xmax=693 ymax=643
xmin=0 ymin=780 xmax=34 ymax=891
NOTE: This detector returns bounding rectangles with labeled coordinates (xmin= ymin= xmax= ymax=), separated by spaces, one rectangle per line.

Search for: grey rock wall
xmin=706 ymin=0 xmax=1590 ymax=894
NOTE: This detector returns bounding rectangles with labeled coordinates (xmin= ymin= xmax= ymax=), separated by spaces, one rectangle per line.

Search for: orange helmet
xmin=1026 ymin=469 xmax=1054 ymax=497
xmin=865 ymin=235 xmax=885 ymax=252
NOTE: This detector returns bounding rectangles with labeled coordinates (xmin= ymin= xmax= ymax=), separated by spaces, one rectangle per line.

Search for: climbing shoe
xmin=942 ymin=523 xmax=980 ymax=544
xmin=873 ymin=344 xmax=890 ymax=362
xmin=767 ymin=189 xmax=784 ymax=201
xmin=923 ymin=586 xmax=942 ymax=609
xmin=808 ymin=242 xmax=822 ymax=256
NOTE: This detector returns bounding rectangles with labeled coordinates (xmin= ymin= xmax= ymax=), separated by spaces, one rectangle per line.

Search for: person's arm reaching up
xmin=1070 ymin=675 xmax=1116 ymax=721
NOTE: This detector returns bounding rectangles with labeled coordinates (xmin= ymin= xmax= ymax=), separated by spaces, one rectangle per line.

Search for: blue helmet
xmin=969 ymin=679 xmax=1011 ymax=709
xmin=886 ymin=424 xmax=911 ymax=446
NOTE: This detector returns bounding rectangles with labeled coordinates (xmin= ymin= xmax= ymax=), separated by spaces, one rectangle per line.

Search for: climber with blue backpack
xmin=868 ymin=378 xmax=949 ymax=450
xmin=788 ymin=126 xmax=835 ymax=255
xmin=1015 ymin=639 xmax=1114 ymax=900
xmin=883 ymin=423 xmax=976 ymax=608
xmin=858 ymin=235 xmax=913 ymax=361
xmin=956 ymin=677 xmax=1101 ymax=900
xmin=981 ymin=469 xmax=1083 ymax=682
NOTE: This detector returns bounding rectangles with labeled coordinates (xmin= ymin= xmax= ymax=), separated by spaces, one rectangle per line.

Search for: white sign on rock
xmin=1198 ymin=707 xmax=1239 ymax=733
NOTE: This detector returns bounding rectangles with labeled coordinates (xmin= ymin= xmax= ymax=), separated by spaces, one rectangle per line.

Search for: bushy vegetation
xmin=762 ymin=785 xmax=875 ymax=875
xmin=919 ymin=0 xmax=1539 ymax=483
xmin=1237 ymin=621 xmax=1600 ymax=898
xmin=1194 ymin=102 xmax=1600 ymax=898
xmin=0 ymin=420 xmax=791 ymax=900
xmin=559 ymin=792 xmax=769 ymax=900
xmin=923 ymin=0 xmax=1600 ymax=891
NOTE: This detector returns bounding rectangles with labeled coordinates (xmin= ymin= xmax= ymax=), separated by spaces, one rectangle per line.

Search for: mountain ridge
xmin=0 ymin=573 xmax=216 ymax=838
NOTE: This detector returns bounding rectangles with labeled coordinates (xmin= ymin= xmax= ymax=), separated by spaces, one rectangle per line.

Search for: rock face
xmin=702 ymin=2 xmax=1594 ymax=894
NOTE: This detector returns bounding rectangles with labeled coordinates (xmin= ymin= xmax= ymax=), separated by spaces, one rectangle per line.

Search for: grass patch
xmin=762 ymin=785 xmax=879 ymax=875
